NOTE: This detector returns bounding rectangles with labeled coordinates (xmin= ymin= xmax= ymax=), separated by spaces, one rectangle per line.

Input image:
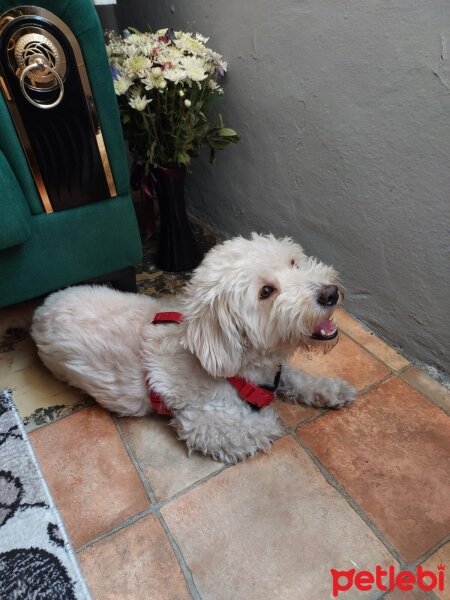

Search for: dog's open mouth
xmin=310 ymin=319 xmax=338 ymax=341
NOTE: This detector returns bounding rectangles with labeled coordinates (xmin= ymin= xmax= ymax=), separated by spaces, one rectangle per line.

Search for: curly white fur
xmin=31 ymin=234 xmax=356 ymax=463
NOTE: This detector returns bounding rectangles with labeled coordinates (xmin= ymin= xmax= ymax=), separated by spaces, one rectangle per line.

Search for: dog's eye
xmin=259 ymin=285 xmax=275 ymax=299
xmin=290 ymin=259 xmax=299 ymax=268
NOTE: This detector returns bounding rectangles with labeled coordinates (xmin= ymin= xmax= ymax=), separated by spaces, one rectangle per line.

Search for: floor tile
xmin=1 ymin=339 xmax=92 ymax=428
xmin=162 ymin=436 xmax=394 ymax=600
xmin=422 ymin=542 xmax=450 ymax=600
xmin=5 ymin=358 xmax=68 ymax=403
xmin=78 ymin=514 xmax=191 ymax=600
xmin=30 ymin=406 xmax=150 ymax=548
xmin=272 ymin=397 xmax=320 ymax=428
xmin=291 ymin=332 xmax=391 ymax=390
xmin=335 ymin=309 xmax=409 ymax=370
xmin=119 ymin=416 xmax=224 ymax=501
xmin=401 ymin=368 xmax=450 ymax=415
xmin=298 ymin=377 xmax=450 ymax=562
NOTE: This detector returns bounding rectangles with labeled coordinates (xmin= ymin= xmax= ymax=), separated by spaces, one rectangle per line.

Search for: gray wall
xmin=114 ymin=0 xmax=450 ymax=372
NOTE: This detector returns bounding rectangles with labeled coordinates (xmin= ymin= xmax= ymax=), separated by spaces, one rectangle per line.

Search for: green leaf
xmin=177 ymin=151 xmax=191 ymax=165
xmin=215 ymin=127 xmax=239 ymax=138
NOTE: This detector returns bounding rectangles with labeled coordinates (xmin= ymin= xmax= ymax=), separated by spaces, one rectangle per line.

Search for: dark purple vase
xmin=152 ymin=166 xmax=201 ymax=272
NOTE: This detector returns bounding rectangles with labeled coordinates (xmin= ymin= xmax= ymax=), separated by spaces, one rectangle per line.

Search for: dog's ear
xmin=183 ymin=293 xmax=244 ymax=378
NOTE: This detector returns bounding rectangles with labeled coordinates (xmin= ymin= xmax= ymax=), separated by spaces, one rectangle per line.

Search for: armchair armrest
xmin=0 ymin=151 xmax=31 ymax=250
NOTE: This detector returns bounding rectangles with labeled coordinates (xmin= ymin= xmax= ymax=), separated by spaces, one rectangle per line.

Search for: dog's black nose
xmin=318 ymin=285 xmax=339 ymax=307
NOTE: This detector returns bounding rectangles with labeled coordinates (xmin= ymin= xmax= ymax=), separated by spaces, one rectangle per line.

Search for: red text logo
xmin=331 ymin=564 xmax=446 ymax=597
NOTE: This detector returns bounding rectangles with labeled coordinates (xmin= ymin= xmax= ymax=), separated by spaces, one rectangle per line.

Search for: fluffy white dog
xmin=31 ymin=234 xmax=356 ymax=463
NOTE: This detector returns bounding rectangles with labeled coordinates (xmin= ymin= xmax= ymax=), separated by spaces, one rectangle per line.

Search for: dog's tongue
xmin=312 ymin=319 xmax=338 ymax=340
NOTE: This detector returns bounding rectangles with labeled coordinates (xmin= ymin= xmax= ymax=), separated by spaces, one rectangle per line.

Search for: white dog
xmin=31 ymin=234 xmax=356 ymax=463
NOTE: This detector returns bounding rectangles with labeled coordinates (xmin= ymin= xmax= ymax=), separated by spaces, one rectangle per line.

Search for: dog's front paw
xmin=309 ymin=378 xmax=357 ymax=409
xmin=178 ymin=406 xmax=284 ymax=464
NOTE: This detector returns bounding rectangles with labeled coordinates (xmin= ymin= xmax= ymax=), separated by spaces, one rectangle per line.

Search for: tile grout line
xmin=288 ymin=408 xmax=327 ymax=428
xmin=380 ymin=590 xmax=438 ymax=600
xmin=157 ymin=512 xmax=203 ymax=600
xmin=112 ymin=417 xmax=205 ymax=600
xmin=76 ymin=507 xmax=157 ymax=553
xmin=289 ymin=431 xmax=407 ymax=566
xmin=156 ymin=464 xmax=230 ymax=509
xmin=113 ymin=417 xmax=157 ymax=503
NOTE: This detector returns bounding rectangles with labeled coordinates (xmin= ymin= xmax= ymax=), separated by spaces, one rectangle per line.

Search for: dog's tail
xmin=0 ymin=298 xmax=43 ymax=340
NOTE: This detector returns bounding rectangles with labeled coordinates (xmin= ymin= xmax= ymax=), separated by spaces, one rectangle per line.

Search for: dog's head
xmin=182 ymin=233 xmax=343 ymax=377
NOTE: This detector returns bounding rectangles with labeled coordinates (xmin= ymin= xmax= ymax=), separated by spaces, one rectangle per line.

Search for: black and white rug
xmin=0 ymin=389 xmax=91 ymax=600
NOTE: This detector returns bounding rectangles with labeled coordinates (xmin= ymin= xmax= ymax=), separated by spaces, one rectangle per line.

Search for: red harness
xmin=148 ymin=312 xmax=278 ymax=416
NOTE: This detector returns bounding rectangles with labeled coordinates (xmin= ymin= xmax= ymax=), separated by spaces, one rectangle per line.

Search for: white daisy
xmin=124 ymin=55 xmax=152 ymax=76
xmin=113 ymin=75 xmax=133 ymax=95
xmin=181 ymin=57 xmax=208 ymax=82
xmin=129 ymin=94 xmax=152 ymax=111
xmin=163 ymin=67 xmax=187 ymax=84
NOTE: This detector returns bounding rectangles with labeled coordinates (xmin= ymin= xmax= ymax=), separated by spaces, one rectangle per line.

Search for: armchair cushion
xmin=0 ymin=151 xmax=31 ymax=250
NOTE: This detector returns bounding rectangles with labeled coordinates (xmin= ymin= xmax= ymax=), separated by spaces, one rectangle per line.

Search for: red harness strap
xmin=226 ymin=377 xmax=275 ymax=409
xmin=148 ymin=312 xmax=275 ymax=416
xmin=152 ymin=311 xmax=185 ymax=324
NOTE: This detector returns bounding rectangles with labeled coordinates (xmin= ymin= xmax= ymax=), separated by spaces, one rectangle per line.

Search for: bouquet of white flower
xmin=107 ymin=28 xmax=240 ymax=170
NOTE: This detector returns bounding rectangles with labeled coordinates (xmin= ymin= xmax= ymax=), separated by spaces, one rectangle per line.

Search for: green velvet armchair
xmin=0 ymin=0 xmax=142 ymax=308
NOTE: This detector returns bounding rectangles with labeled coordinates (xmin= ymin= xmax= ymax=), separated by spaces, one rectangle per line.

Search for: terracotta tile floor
xmin=2 ymin=304 xmax=450 ymax=599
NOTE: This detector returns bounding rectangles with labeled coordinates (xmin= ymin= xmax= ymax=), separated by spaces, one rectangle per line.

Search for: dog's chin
xmin=306 ymin=333 xmax=340 ymax=354
xmin=300 ymin=318 xmax=340 ymax=354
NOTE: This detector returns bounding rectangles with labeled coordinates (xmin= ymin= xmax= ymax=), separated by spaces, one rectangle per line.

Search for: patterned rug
xmin=0 ymin=389 xmax=91 ymax=600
